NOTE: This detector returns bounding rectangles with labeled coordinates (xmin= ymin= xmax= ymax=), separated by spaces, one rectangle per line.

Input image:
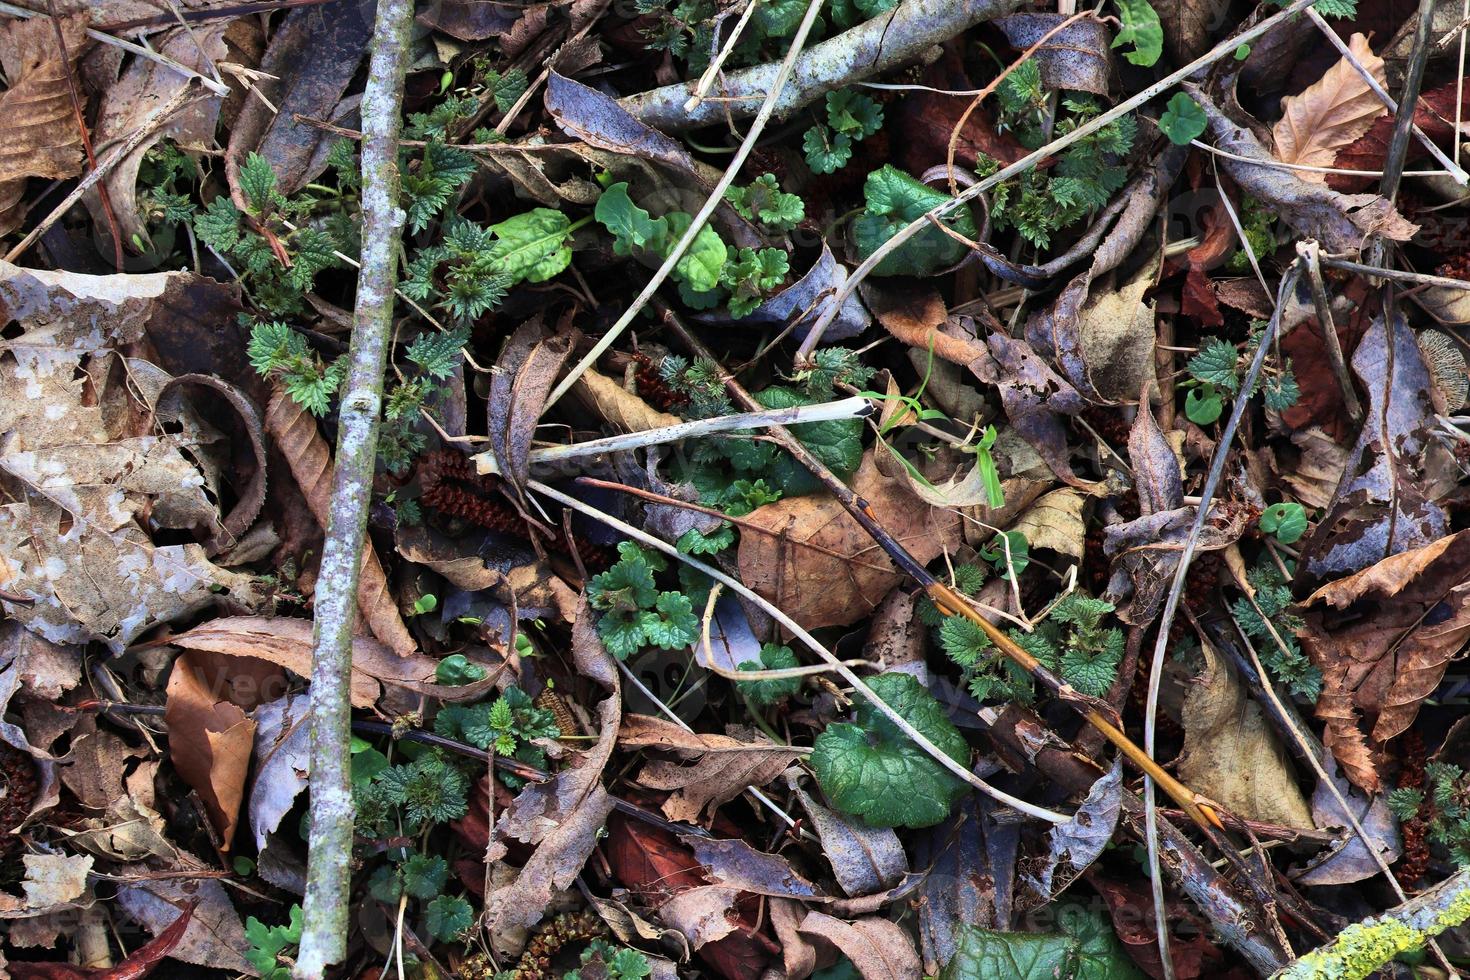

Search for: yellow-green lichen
xmin=1274 ymin=879 xmax=1470 ymax=980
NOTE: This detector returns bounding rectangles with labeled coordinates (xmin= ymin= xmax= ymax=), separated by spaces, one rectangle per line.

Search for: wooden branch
xmin=294 ymin=0 xmax=414 ymax=973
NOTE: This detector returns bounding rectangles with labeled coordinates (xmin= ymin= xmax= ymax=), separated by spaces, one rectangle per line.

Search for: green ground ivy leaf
xmin=1111 ymin=0 xmax=1163 ymax=66
xmin=941 ymin=906 xmax=1142 ymax=980
xmin=595 ymin=182 xmax=666 ymax=252
xmin=664 ymin=212 xmax=728 ymax=292
xmin=1158 ymin=93 xmax=1208 ymax=146
xmin=809 ymin=672 xmax=969 ymax=828
xmin=489 ymin=208 xmax=576 ymax=284
xmin=853 ymin=165 xmax=978 ymax=277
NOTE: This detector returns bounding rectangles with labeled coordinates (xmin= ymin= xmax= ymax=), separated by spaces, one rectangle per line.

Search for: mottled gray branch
xmin=619 ymin=0 xmax=1027 ymax=131
xmin=294 ymin=0 xmax=414 ymax=973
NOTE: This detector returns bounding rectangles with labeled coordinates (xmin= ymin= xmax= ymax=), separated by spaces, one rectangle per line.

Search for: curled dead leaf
xmin=263 ymin=388 xmax=417 ymax=656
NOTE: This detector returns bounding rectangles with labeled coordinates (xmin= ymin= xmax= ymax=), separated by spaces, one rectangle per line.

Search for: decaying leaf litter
xmin=8 ymin=0 xmax=1470 ymax=977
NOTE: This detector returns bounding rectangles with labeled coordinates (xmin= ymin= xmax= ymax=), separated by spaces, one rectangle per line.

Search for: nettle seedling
xmin=1183 ymin=330 xmax=1300 ymax=425
xmin=978 ymin=64 xmax=1135 ymax=250
xmin=195 ymin=152 xmax=346 ymax=316
xmin=1230 ymin=561 xmax=1322 ymax=700
xmin=940 ymin=591 xmax=1124 ymax=702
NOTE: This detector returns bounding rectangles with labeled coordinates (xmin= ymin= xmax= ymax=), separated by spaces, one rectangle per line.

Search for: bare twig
xmin=1142 ymin=262 xmax=1302 ymax=976
xmin=622 ymin=0 xmax=1028 ymax=130
xmin=1372 ymin=0 xmax=1438 ymax=269
xmin=295 ymin=0 xmax=414 ymax=973
xmin=1298 ymin=241 xmax=1364 ymax=424
xmin=540 ymin=0 xmax=827 ymax=413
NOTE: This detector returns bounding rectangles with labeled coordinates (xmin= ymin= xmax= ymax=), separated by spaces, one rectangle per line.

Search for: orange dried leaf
xmin=1272 ymin=33 xmax=1387 ymax=180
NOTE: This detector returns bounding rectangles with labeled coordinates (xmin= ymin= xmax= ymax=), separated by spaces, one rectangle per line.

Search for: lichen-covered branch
xmin=294 ymin=0 xmax=414 ymax=974
xmin=618 ymin=0 xmax=1027 ymax=131
xmin=1273 ymin=870 xmax=1470 ymax=980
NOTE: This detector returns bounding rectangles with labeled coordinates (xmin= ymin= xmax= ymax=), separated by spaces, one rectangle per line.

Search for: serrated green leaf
xmin=239 ymin=152 xmax=281 ymax=214
xmin=1186 ymin=337 xmax=1241 ymax=390
xmin=401 ymin=853 xmax=449 ymax=901
xmin=489 ymin=208 xmax=575 ymax=284
xmin=737 ymin=643 xmax=802 ymax=706
xmin=1111 ymin=0 xmax=1163 ymax=66
xmin=1158 ymin=92 xmax=1208 ymax=146
xmin=809 ymin=672 xmax=969 ymax=828
xmin=664 ymin=211 xmax=728 ymax=293
xmin=425 ymin=894 xmax=474 ymax=941
xmin=803 ymin=125 xmax=852 ymax=174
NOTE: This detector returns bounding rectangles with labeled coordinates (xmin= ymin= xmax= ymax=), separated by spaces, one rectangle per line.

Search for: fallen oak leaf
xmin=1272 ymin=33 xmax=1387 ymax=180
xmin=636 ymin=726 xmax=804 ymax=824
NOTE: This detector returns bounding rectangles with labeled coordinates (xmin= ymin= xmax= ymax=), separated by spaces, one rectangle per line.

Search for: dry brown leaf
xmin=1076 ymin=268 xmax=1157 ymax=402
xmin=1010 ymin=488 xmax=1086 ymax=559
xmin=0 ymin=263 xmax=259 ymax=649
xmin=84 ymin=23 xmax=228 ymax=245
xmin=0 ymin=14 xmax=90 ymax=234
xmin=484 ymin=319 xmax=572 ymax=492
xmin=483 ymin=599 xmax=620 ymax=955
xmin=263 ymin=388 xmax=417 ymax=656
xmin=864 ymin=284 xmax=986 ymax=367
xmin=636 ymin=723 xmax=804 ymax=824
xmin=1273 ymin=34 xmax=1387 ymax=180
xmin=655 ymin=885 xmax=744 ymax=949
xmin=1178 ymin=642 xmax=1313 ymax=828
xmin=799 ymin=910 xmax=922 ymax=980
xmin=164 ymin=653 xmax=255 ymax=853
xmin=1300 ymin=528 xmax=1470 ymax=792
xmin=170 ymin=616 xmax=452 ymax=708
xmin=572 ymin=367 xmax=682 ymax=432
xmin=737 ymin=453 xmax=962 ymax=630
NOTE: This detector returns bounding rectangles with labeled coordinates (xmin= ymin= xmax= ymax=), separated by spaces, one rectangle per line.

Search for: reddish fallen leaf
xmin=890 ymin=46 xmax=1031 ymax=174
xmin=164 ymin=653 xmax=255 ymax=853
xmin=605 ymin=812 xmax=773 ymax=980
xmin=1088 ymin=875 xmax=1225 ymax=980
xmin=10 ymin=901 xmax=195 ymax=979
xmin=1278 ymin=279 xmax=1376 ymax=441
xmin=1328 ymin=78 xmax=1470 ymax=191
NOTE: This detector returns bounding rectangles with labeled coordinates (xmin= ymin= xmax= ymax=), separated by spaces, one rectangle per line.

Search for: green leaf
xmin=1186 ymin=337 xmax=1240 ymax=390
xmin=853 ymin=165 xmax=978 ymax=277
xmin=595 ymin=182 xmax=666 ymax=252
xmin=1184 ymin=384 xmax=1223 ymax=425
xmin=664 ymin=211 xmax=728 ymax=293
xmin=425 ymin=894 xmax=474 ymax=941
xmin=737 ymin=643 xmax=802 ymax=706
xmin=1158 ymin=92 xmax=1208 ymax=146
xmin=980 ymin=530 xmax=1030 ymax=579
xmin=1259 ymin=501 xmax=1308 ymax=544
xmin=809 ymin=672 xmax=969 ymax=828
xmin=401 ymin=853 xmax=449 ymax=901
xmin=406 ymin=326 xmax=470 ymax=380
xmin=239 ymin=152 xmax=281 ymax=214
xmin=755 ymin=386 xmax=864 ymax=487
xmin=489 ymin=208 xmax=575 ymax=284
xmin=940 ymin=906 xmax=1142 ymax=980
xmin=826 ymin=89 xmax=884 ymax=139
xmin=194 ymin=196 xmax=243 ymax=253
xmin=1111 ymin=0 xmax=1163 ymax=66
xmin=677 ymin=523 xmax=735 ymax=555
xmin=435 ymin=653 xmax=488 ymax=686
xmin=803 ymin=125 xmax=853 ymax=174
xmin=640 ymin=591 xmax=699 ymax=649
